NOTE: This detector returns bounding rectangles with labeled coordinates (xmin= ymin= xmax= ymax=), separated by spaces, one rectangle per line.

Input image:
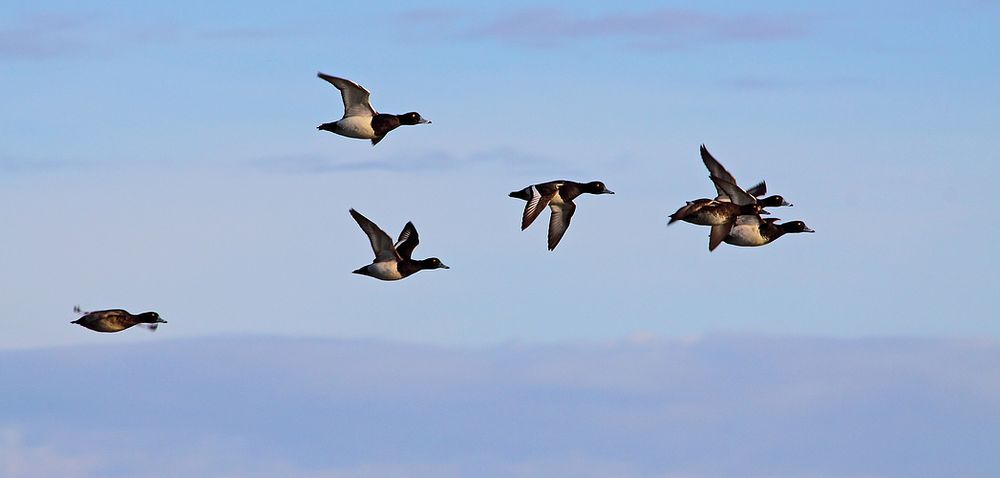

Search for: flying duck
xmin=316 ymin=72 xmax=430 ymax=146
xmin=509 ymin=180 xmax=614 ymax=251
xmin=349 ymin=209 xmax=449 ymax=280
xmin=700 ymin=144 xmax=791 ymax=208
xmin=71 ymin=306 xmax=166 ymax=333
xmin=724 ymin=214 xmax=815 ymax=247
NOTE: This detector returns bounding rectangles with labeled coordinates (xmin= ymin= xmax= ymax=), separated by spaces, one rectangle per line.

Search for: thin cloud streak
xmin=254 ymin=148 xmax=579 ymax=175
xmin=398 ymin=7 xmax=811 ymax=50
xmin=0 ymin=12 xmax=296 ymax=61
xmin=0 ymin=13 xmax=98 ymax=60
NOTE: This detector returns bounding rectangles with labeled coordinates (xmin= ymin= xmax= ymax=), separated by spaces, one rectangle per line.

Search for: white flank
xmin=368 ymin=261 xmax=403 ymax=281
xmin=334 ymin=116 xmax=376 ymax=139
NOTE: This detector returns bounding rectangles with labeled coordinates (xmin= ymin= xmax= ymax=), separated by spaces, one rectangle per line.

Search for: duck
xmin=316 ymin=72 xmax=430 ymax=146
xmin=71 ymin=306 xmax=166 ymax=333
xmin=509 ymin=180 xmax=614 ymax=251
xmin=724 ymin=214 xmax=815 ymax=247
xmin=700 ymin=144 xmax=792 ymax=209
xmin=668 ymin=197 xmax=764 ymax=251
xmin=349 ymin=209 xmax=449 ymax=280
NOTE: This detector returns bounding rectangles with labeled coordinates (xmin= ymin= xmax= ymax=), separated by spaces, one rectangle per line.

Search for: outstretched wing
xmin=709 ymin=175 xmax=756 ymax=206
xmin=318 ymin=73 xmax=377 ymax=117
xmin=547 ymin=201 xmax=576 ymax=251
xmin=521 ymin=185 xmax=557 ymax=230
xmin=394 ymin=222 xmax=420 ymax=260
xmin=349 ymin=209 xmax=399 ymax=263
xmin=709 ymin=220 xmax=734 ymax=251
xmin=700 ymin=145 xmax=739 ymax=198
xmin=745 ymin=180 xmax=767 ymax=198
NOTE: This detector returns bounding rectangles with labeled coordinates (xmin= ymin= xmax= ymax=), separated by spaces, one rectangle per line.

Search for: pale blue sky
xmin=2 ymin=1 xmax=999 ymax=350
xmin=3 ymin=3 xmax=1000 ymax=477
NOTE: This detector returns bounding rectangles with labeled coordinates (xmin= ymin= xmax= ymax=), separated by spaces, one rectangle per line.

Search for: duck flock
xmin=72 ymin=72 xmax=814 ymax=333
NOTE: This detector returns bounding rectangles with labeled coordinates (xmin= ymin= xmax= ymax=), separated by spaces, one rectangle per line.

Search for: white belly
xmin=726 ymin=224 xmax=768 ymax=247
xmin=368 ymin=261 xmax=403 ymax=281
xmin=335 ymin=116 xmax=376 ymax=139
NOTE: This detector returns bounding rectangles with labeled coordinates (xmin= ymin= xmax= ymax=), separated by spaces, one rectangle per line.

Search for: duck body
xmin=322 ymin=115 xmax=377 ymax=139
xmin=668 ymin=199 xmax=760 ymax=226
xmin=71 ymin=308 xmax=166 ymax=333
xmin=509 ymin=180 xmax=614 ymax=251
xmin=349 ymin=209 xmax=449 ymax=281
xmin=724 ymin=215 xmax=815 ymax=247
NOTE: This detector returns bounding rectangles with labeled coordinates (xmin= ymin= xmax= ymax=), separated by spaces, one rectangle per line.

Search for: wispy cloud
xmin=0 ymin=13 xmax=99 ymax=60
xmin=0 ymin=429 xmax=102 ymax=478
xmin=0 ymin=12 xmax=295 ymax=61
xmin=254 ymin=148 xmax=579 ymax=175
xmin=398 ymin=7 xmax=811 ymax=50
xmin=0 ymin=155 xmax=91 ymax=173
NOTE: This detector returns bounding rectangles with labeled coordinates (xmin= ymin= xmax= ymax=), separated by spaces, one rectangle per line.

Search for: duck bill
xmin=439 ymin=264 xmax=450 ymax=269
xmin=804 ymin=227 xmax=815 ymax=233
xmin=604 ymin=190 xmax=615 ymax=194
xmin=418 ymin=118 xmax=431 ymax=124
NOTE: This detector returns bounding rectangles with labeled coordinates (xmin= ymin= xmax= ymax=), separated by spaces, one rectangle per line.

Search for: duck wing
xmin=547 ymin=200 xmax=576 ymax=251
xmin=709 ymin=219 xmax=735 ymax=251
xmin=700 ymin=145 xmax=739 ymax=200
xmin=349 ymin=209 xmax=399 ymax=263
xmin=745 ymin=180 xmax=767 ymax=198
xmin=394 ymin=222 xmax=420 ymax=260
xmin=318 ymin=73 xmax=377 ymax=117
xmin=709 ymin=175 xmax=757 ymax=206
xmin=520 ymin=184 xmax=558 ymax=230
xmin=668 ymin=199 xmax=709 ymax=224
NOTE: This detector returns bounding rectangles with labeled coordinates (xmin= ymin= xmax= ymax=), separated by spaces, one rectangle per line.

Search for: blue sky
xmin=3 ymin=2 xmax=1000 ymax=476
xmin=2 ymin=0 xmax=998 ymax=348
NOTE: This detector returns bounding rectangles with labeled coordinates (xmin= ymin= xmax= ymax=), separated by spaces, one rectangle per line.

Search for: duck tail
xmin=508 ymin=187 xmax=530 ymax=200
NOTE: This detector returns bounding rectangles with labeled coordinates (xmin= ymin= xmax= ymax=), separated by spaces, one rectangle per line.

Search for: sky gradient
xmin=2 ymin=2 xmax=1000 ymax=475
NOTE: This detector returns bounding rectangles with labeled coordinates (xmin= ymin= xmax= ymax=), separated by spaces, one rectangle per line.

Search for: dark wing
xmin=709 ymin=220 xmax=734 ymax=251
xmin=709 ymin=176 xmax=756 ymax=206
xmin=700 ymin=145 xmax=740 ymax=199
xmin=521 ymin=185 xmax=558 ymax=230
xmin=668 ymin=199 xmax=707 ymax=225
xmin=547 ymin=201 xmax=577 ymax=250
xmin=86 ymin=309 xmax=129 ymax=326
xmin=394 ymin=222 xmax=420 ymax=260
xmin=745 ymin=180 xmax=767 ymax=198
xmin=349 ymin=209 xmax=399 ymax=263
xmin=318 ymin=73 xmax=377 ymax=117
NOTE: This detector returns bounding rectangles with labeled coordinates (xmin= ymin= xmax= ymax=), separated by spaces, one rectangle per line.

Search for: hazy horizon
xmin=4 ymin=334 xmax=999 ymax=478
xmin=3 ymin=1 xmax=999 ymax=476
